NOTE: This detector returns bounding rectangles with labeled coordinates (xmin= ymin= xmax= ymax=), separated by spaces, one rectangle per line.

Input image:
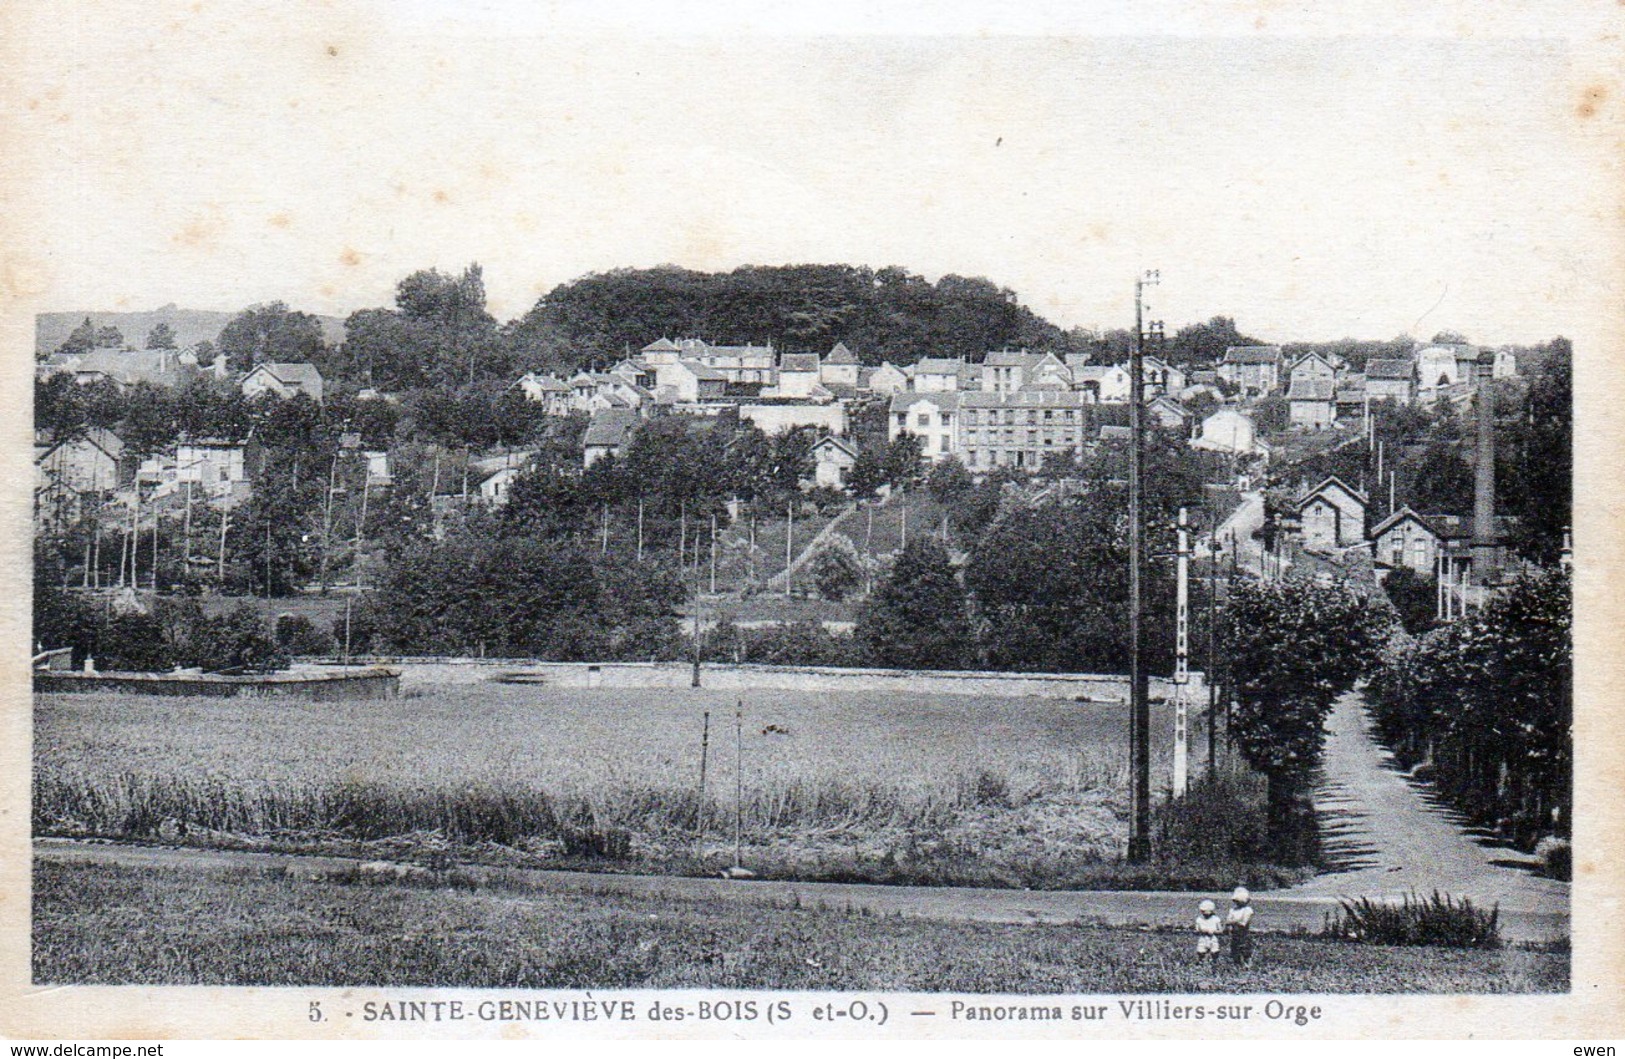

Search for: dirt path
xmin=35 ymin=836 xmax=1567 ymax=943
xmin=1277 ymin=691 xmax=1568 ymax=915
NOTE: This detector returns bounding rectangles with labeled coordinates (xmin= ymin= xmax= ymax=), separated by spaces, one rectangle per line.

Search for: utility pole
xmin=710 ymin=514 xmax=718 ymax=594
xmin=217 ymin=509 xmax=229 ymax=587
xmin=1127 ymin=267 xmax=1159 ymax=864
xmin=1173 ymin=506 xmax=1190 ymax=798
xmin=319 ymin=449 xmax=340 ymax=596
xmin=637 ymin=497 xmax=645 ymax=561
xmin=785 ymin=500 xmax=793 ymax=599
xmin=601 ymin=503 xmax=610 ymax=556
xmin=1208 ymin=521 xmax=1219 ymax=775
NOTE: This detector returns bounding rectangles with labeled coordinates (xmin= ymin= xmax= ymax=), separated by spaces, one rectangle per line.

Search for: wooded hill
xmin=506 ymin=264 xmax=1095 ymax=369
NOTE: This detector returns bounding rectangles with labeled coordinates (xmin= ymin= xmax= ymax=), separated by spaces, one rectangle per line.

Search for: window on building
xmin=916 ymin=414 xmax=930 ymax=428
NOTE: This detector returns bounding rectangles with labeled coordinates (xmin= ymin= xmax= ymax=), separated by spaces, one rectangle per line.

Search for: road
xmin=1276 ymin=691 xmax=1568 ymax=916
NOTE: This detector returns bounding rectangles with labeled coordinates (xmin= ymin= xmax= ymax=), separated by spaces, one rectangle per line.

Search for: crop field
xmin=34 ymin=683 xmax=1187 ymax=887
xmin=33 ymin=859 xmax=1567 ymax=992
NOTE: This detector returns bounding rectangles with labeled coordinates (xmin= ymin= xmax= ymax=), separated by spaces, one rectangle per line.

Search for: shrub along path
xmin=1275 ymin=691 xmax=1568 ymax=914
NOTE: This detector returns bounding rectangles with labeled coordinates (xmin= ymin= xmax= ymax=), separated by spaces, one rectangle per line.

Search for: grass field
xmin=32 ymin=859 xmax=1566 ymax=992
xmin=35 ymin=685 xmax=1198 ymax=887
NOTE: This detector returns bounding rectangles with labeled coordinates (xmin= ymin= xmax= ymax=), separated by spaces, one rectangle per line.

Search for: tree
xmin=1500 ymin=339 xmax=1571 ymax=563
xmin=1367 ymin=569 xmax=1570 ymax=846
xmin=1404 ymin=443 xmax=1474 ymax=516
xmin=926 ymin=456 xmax=975 ymax=507
xmin=1380 ymin=568 xmax=1438 ymax=636
xmin=1222 ymin=579 xmax=1386 ymax=864
xmin=966 ymin=495 xmax=1178 ymax=673
xmin=56 ymin=317 xmax=98 ymax=358
xmin=93 ymin=325 xmax=126 ymax=349
xmin=810 ymin=539 xmax=865 ymax=601
xmin=145 ymin=322 xmax=177 ymax=350
xmin=217 ymin=302 xmax=326 ymax=373
xmin=191 ymin=339 xmax=216 ymax=368
xmin=1169 ymin=316 xmax=1263 ymax=367
xmin=855 ymin=538 xmax=972 ymax=669
xmin=1252 ymin=394 xmax=1288 ymax=434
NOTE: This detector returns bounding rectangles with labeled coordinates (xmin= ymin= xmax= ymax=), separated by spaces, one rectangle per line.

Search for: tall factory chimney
xmin=1472 ymin=356 xmax=1499 ymax=584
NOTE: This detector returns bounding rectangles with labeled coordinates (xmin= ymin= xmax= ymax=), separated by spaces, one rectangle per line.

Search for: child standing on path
xmin=1226 ymin=886 xmax=1255 ymax=967
xmin=1195 ymin=899 xmax=1222 ymax=967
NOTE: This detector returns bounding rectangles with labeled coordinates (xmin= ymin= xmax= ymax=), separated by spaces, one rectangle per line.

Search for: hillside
xmin=506 ymin=263 xmax=1100 ymax=372
xmin=36 ymin=305 xmax=346 ymax=357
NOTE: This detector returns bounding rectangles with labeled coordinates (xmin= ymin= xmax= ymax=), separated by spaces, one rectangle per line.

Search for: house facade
xmin=889 ymin=393 xmax=959 ymax=461
xmin=809 ymin=436 xmax=858 ymax=491
xmin=957 ymin=390 xmax=1093 ymax=471
xmin=1365 ymin=359 xmax=1415 ymax=404
xmin=1369 ymin=506 xmax=1448 ymax=575
xmin=241 ymin=362 xmax=324 ymax=403
xmin=1294 ymin=475 xmax=1367 ymax=551
xmin=1218 ymin=346 xmax=1283 ymax=394
xmin=1287 ymin=377 xmax=1336 ymax=430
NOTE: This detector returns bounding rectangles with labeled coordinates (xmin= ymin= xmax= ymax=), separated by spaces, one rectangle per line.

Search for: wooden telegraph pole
xmin=1127 ymin=268 xmax=1159 ymax=863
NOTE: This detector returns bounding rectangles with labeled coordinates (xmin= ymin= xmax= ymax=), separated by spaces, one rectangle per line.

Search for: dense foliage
xmin=505 ymin=264 xmax=1097 ymax=373
xmin=368 ymin=536 xmax=685 ymax=660
xmin=1366 ymin=568 xmax=1571 ymax=849
xmin=855 ymin=538 xmax=973 ymax=670
xmin=1222 ymin=578 xmax=1388 ymax=864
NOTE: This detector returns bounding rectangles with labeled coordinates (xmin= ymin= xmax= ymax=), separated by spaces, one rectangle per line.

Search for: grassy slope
xmin=32 ymin=860 xmax=1565 ymax=992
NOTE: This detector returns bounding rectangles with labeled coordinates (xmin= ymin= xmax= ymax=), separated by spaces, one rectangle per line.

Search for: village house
xmin=637 ymin=338 xmax=683 ymax=366
xmin=957 ymin=390 xmax=1093 ymax=472
xmin=40 ymin=346 xmax=210 ymax=389
xmin=1335 ymin=375 xmax=1368 ymax=423
xmin=1365 ymin=358 xmax=1415 ymax=404
xmin=582 ymin=409 xmax=641 ymax=468
xmin=679 ymin=339 xmax=777 ymax=385
xmin=1069 ymin=362 xmax=1132 ymax=403
xmin=513 ymin=372 xmax=574 ymax=415
xmin=889 ymin=392 xmax=960 ymax=461
xmin=1492 ymin=347 xmax=1518 ymax=378
xmin=980 ymin=350 xmax=1041 ymax=394
xmin=1148 ymin=394 xmax=1191 ymax=432
xmin=1294 ymin=475 xmax=1368 ymax=551
xmin=1413 ymin=342 xmax=1481 ymax=400
xmin=35 ymin=428 xmax=128 ymax=497
xmin=1217 ymin=346 xmax=1284 ymax=395
xmin=175 ymin=436 xmax=258 ymax=502
xmin=477 ymin=465 xmax=523 ymax=507
xmin=1140 ymin=355 xmax=1187 ymax=397
xmin=1287 ymin=376 xmax=1337 ymax=430
xmin=911 ymin=357 xmax=965 ymax=393
xmin=866 ymin=361 xmax=909 ymax=395
xmin=771 ymin=353 xmax=827 ymax=399
xmin=241 ymin=361 xmax=325 ymax=403
xmin=652 ymin=359 xmax=728 ymax=404
xmin=1191 ymin=408 xmax=1270 ymax=458
xmin=1369 ymin=506 xmax=1447 ymax=576
xmin=808 ymin=436 xmax=859 ymax=491
xmin=819 ymin=342 xmax=861 ymax=390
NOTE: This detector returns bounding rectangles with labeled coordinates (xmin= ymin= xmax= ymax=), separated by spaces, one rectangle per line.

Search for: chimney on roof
xmin=1472 ymin=361 xmax=1498 ymax=583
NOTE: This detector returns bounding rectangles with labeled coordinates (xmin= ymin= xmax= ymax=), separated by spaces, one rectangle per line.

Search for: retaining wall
xmin=350 ymin=658 xmax=1205 ymax=702
xmin=35 ymin=667 xmax=402 ymax=702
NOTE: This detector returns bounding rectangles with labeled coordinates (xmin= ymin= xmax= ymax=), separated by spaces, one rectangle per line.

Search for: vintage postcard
xmin=2 ymin=0 xmax=1621 ymax=1044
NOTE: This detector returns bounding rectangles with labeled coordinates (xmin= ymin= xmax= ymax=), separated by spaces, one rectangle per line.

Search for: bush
xmin=275 ymin=614 xmax=335 ymax=656
xmin=810 ymin=541 xmax=865 ymax=601
xmin=1153 ymin=765 xmax=1272 ymax=866
xmin=1322 ymin=892 xmax=1500 ymax=949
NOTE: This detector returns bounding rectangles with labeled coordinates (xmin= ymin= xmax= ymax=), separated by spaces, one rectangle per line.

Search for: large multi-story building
xmin=957 ymin=390 xmax=1096 ymax=471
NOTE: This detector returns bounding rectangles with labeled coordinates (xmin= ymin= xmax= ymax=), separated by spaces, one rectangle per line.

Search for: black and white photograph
xmin=3 ymin=0 xmax=1619 ymax=1044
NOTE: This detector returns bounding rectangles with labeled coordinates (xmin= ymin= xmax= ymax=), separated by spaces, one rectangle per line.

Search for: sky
xmin=3 ymin=1 xmax=1620 ymax=347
